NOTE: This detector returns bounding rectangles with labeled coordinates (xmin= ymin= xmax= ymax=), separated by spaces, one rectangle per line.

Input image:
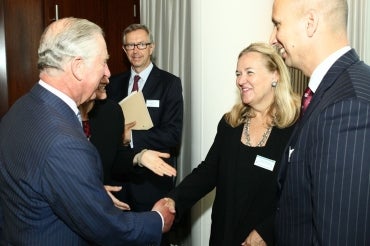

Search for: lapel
xmin=277 ymin=49 xmax=360 ymax=194
xmin=301 ymin=49 xmax=359 ymax=124
xmin=142 ymin=65 xmax=160 ymax=97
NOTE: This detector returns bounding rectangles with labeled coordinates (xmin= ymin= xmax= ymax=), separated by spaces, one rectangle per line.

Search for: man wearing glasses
xmin=106 ymin=23 xmax=183 ymax=246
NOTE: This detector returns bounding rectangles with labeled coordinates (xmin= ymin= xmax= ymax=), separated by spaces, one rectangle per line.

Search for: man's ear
xmin=71 ymin=57 xmax=84 ymax=81
xmin=149 ymin=43 xmax=155 ymax=55
xmin=122 ymin=45 xmax=129 ymax=56
xmin=306 ymin=10 xmax=319 ymax=37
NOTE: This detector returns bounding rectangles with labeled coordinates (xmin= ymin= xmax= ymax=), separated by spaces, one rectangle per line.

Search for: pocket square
xmin=288 ymin=146 xmax=294 ymax=162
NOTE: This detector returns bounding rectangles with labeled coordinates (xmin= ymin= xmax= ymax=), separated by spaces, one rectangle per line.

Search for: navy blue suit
xmin=276 ymin=49 xmax=370 ymax=245
xmin=107 ymin=65 xmax=183 ymax=212
xmin=0 ymin=84 xmax=162 ymax=245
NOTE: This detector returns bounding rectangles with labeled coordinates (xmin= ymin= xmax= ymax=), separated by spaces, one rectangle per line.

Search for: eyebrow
xmin=236 ymin=67 xmax=254 ymax=73
xmin=125 ymin=41 xmax=150 ymax=44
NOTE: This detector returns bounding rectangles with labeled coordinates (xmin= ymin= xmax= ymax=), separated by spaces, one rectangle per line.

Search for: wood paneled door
xmin=0 ymin=0 xmax=139 ymax=117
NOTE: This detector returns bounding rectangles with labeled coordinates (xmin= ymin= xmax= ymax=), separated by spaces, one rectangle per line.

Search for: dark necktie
xmin=82 ymin=120 xmax=91 ymax=139
xmin=131 ymin=75 xmax=140 ymax=92
xmin=301 ymin=87 xmax=314 ymax=116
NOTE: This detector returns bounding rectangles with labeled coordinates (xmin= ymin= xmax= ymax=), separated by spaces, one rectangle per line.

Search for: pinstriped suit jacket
xmin=0 ymin=84 xmax=162 ymax=245
xmin=276 ymin=49 xmax=370 ymax=245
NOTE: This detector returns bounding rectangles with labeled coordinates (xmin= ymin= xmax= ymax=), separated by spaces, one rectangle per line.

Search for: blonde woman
xmin=165 ymin=43 xmax=300 ymax=246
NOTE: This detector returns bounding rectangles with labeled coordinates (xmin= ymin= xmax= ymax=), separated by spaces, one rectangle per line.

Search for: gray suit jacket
xmin=0 ymin=84 xmax=162 ymax=245
xmin=276 ymin=49 xmax=370 ymax=245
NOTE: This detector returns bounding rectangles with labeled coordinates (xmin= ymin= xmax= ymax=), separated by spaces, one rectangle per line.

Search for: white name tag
xmin=146 ymin=100 xmax=160 ymax=108
xmin=254 ymin=155 xmax=276 ymax=171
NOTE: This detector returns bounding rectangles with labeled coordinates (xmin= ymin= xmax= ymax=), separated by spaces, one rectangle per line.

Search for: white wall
xmin=364 ymin=1 xmax=370 ymax=63
xmin=347 ymin=0 xmax=370 ymax=64
xmin=190 ymin=1 xmax=273 ymax=245
xmin=139 ymin=1 xmax=369 ymax=245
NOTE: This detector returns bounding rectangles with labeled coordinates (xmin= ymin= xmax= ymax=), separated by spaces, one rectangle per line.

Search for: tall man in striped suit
xmin=270 ymin=0 xmax=370 ymax=245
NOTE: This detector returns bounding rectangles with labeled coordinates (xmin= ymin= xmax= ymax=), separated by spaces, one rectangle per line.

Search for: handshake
xmin=106 ymin=186 xmax=177 ymax=232
xmin=152 ymin=197 xmax=176 ymax=232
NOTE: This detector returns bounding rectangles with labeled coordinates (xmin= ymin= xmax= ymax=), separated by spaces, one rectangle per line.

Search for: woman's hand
xmin=122 ymin=121 xmax=136 ymax=146
xmin=241 ymin=229 xmax=267 ymax=246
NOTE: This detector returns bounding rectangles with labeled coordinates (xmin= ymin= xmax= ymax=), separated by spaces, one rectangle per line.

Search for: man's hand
xmin=163 ymin=197 xmax=175 ymax=211
xmin=152 ymin=198 xmax=176 ymax=232
xmin=140 ymin=150 xmax=177 ymax=177
xmin=104 ymin=185 xmax=131 ymax=210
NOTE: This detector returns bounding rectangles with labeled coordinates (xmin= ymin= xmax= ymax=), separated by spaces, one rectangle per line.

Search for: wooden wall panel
xmin=104 ymin=0 xmax=140 ymax=75
xmin=0 ymin=0 xmax=8 ymax=117
xmin=0 ymin=0 xmax=140 ymax=118
xmin=1 ymin=0 xmax=44 ymax=116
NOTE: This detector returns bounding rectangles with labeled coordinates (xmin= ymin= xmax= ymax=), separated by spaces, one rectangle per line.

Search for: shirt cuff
xmin=154 ymin=211 xmax=164 ymax=230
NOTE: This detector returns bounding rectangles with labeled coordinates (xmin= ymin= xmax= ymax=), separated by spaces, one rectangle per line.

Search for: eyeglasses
xmin=123 ymin=42 xmax=152 ymax=50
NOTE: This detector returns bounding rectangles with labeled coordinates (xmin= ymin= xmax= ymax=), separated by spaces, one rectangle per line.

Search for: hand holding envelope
xmin=119 ymin=91 xmax=153 ymax=130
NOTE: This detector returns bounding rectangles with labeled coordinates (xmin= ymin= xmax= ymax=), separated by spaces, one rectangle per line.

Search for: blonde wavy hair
xmin=224 ymin=42 xmax=300 ymax=128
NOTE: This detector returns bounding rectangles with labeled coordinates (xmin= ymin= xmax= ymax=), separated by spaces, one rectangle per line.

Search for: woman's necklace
xmin=244 ymin=117 xmax=272 ymax=147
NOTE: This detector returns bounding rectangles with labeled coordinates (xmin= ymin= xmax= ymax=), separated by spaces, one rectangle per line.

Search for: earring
xmin=271 ymin=81 xmax=277 ymax=87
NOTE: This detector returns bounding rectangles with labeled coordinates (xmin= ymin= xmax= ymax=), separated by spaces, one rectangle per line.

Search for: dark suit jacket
xmin=0 ymin=84 xmax=162 ymax=245
xmin=107 ymin=65 xmax=183 ymax=211
xmin=276 ymin=49 xmax=370 ymax=245
xmin=88 ymin=99 xmax=136 ymax=185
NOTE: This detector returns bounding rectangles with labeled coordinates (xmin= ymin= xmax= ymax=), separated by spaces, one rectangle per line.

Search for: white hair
xmin=38 ymin=17 xmax=104 ymax=71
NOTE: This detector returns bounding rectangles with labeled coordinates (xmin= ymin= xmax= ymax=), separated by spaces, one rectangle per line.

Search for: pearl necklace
xmin=244 ymin=117 xmax=272 ymax=147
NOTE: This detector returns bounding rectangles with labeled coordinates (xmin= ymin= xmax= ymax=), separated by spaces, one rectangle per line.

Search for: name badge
xmin=254 ymin=155 xmax=276 ymax=171
xmin=146 ymin=100 xmax=160 ymax=108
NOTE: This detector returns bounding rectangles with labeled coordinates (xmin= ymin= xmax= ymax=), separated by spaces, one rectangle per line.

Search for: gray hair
xmin=122 ymin=23 xmax=154 ymax=44
xmin=38 ymin=17 xmax=104 ymax=71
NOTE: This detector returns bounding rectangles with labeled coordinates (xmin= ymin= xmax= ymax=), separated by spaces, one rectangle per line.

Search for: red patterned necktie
xmin=131 ymin=75 xmax=140 ymax=92
xmin=82 ymin=120 xmax=91 ymax=139
xmin=301 ymin=87 xmax=314 ymax=116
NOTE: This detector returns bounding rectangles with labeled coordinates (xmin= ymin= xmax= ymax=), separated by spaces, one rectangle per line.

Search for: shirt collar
xmin=130 ymin=62 xmax=154 ymax=83
xmin=308 ymin=46 xmax=351 ymax=93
